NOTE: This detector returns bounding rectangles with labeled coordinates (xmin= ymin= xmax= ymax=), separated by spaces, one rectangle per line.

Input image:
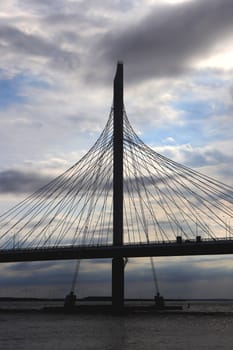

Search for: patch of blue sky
xmin=0 ymin=73 xmax=50 ymax=109
xmin=171 ymin=99 xmax=215 ymax=121
xmin=20 ymin=74 xmax=50 ymax=89
xmin=168 ymin=98 xmax=231 ymax=143
xmin=193 ymin=70 xmax=229 ymax=88
xmin=0 ymin=76 xmax=25 ymax=108
xmin=138 ymin=93 xmax=231 ymax=150
xmin=138 ymin=99 xmax=211 ymax=146
xmin=141 ymin=123 xmax=203 ymax=147
xmin=140 ymin=128 xmax=172 ymax=145
xmin=140 ymin=98 xmax=228 ymax=147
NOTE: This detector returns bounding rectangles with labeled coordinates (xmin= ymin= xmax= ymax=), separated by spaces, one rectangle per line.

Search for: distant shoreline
xmin=1 ymin=297 xmax=233 ymax=302
xmin=0 ymin=306 xmax=232 ymax=317
xmin=1 ymin=297 xmax=232 ymax=316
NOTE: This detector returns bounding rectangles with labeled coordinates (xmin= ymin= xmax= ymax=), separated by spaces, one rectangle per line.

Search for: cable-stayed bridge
xmin=0 ymin=63 xmax=233 ymax=307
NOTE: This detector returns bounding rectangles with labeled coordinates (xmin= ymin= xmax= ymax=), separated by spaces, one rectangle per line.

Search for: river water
xmin=0 ymin=301 xmax=232 ymax=349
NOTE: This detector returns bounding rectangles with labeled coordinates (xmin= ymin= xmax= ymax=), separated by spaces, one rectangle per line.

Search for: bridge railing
xmin=0 ymin=235 xmax=233 ymax=253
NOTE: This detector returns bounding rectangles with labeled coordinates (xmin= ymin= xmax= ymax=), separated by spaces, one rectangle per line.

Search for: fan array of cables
xmin=0 ymin=108 xmax=233 ymax=250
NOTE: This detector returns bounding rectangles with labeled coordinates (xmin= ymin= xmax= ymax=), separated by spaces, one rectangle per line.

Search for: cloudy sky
xmin=0 ymin=0 xmax=233 ymax=299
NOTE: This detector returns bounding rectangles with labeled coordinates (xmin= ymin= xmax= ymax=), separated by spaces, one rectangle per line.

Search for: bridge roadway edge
xmin=0 ymin=240 xmax=233 ymax=263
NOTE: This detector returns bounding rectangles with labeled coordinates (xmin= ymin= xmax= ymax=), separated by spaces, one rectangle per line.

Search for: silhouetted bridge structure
xmin=0 ymin=63 xmax=233 ymax=308
xmin=1 ymin=238 xmax=233 ymax=263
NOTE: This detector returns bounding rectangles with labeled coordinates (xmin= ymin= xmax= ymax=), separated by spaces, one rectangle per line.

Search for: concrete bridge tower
xmin=112 ymin=62 xmax=124 ymax=310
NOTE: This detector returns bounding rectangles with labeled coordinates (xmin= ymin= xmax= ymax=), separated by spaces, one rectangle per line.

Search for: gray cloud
xmin=158 ymin=145 xmax=233 ymax=169
xmin=2 ymin=0 xmax=233 ymax=85
xmin=1 ymin=259 xmax=111 ymax=290
xmin=0 ymin=25 xmax=80 ymax=72
xmin=0 ymin=25 xmax=60 ymax=58
xmin=95 ymin=0 xmax=233 ymax=82
xmin=185 ymin=148 xmax=233 ymax=167
xmin=1 ymin=256 xmax=232 ymax=298
xmin=230 ymin=85 xmax=233 ymax=101
xmin=0 ymin=170 xmax=52 ymax=194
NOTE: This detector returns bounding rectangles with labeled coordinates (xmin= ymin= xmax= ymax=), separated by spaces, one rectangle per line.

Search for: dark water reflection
xmin=0 ymin=301 xmax=232 ymax=349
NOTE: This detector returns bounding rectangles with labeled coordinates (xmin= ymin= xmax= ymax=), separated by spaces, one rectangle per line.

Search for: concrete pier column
xmin=112 ymin=257 xmax=124 ymax=310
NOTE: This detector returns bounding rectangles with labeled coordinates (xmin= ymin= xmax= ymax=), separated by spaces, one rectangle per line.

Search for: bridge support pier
xmin=112 ymin=257 xmax=124 ymax=311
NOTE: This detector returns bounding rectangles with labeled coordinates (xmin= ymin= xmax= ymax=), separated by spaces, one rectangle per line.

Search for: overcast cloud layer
xmin=95 ymin=0 xmax=233 ymax=81
xmin=0 ymin=0 xmax=232 ymax=298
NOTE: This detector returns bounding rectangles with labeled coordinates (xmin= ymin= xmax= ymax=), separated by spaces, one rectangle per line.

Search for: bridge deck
xmin=0 ymin=238 xmax=233 ymax=263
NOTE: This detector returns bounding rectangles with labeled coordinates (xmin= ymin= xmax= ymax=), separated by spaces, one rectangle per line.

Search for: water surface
xmin=0 ymin=302 xmax=232 ymax=350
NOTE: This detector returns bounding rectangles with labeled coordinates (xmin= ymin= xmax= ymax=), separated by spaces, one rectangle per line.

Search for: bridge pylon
xmin=112 ymin=62 xmax=124 ymax=311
